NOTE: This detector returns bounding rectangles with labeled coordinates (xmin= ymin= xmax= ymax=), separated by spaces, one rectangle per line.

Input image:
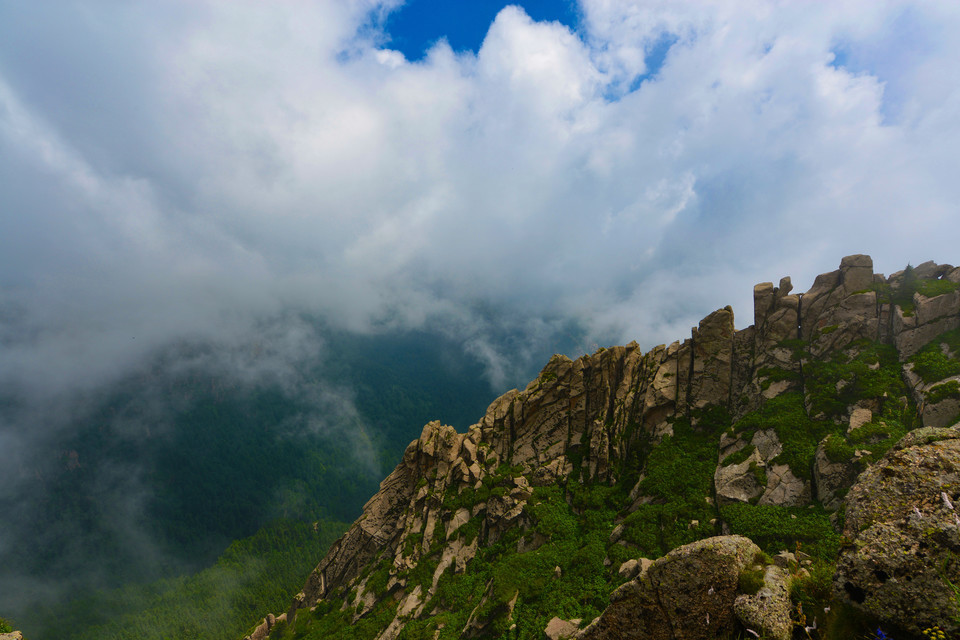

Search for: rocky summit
xmin=245 ymin=255 xmax=960 ymax=640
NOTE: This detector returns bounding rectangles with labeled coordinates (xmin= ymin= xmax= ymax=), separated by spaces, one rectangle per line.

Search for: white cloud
xmin=1 ymin=0 xmax=959 ymax=400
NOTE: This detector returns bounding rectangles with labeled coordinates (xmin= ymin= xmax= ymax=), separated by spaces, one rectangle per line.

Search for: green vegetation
xmin=918 ymin=278 xmax=960 ymax=299
xmin=910 ymin=329 xmax=960 ymax=383
xmin=442 ymin=464 xmax=523 ymax=513
xmin=32 ymin=518 xmax=347 ymax=640
xmin=722 ymin=444 xmax=755 ymax=466
xmin=720 ymin=503 xmax=839 ymax=562
xmin=283 ymin=482 xmax=624 ymax=640
xmin=757 ymin=365 xmax=801 ymax=391
xmin=823 ymin=419 xmax=908 ymax=467
xmin=8 ymin=327 xmax=506 ymax=639
xmin=732 ymin=391 xmax=833 ymax=480
xmin=0 ymin=618 xmax=13 ymax=633
xmin=748 ymin=460 xmax=767 ymax=489
xmin=927 ymin=380 xmax=960 ymax=405
xmin=879 ymin=264 xmax=960 ymax=315
xmin=738 ymin=567 xmax=766 ymax=595
xmin=617 ymin=413 xmax=725 ymax=561
xmin=805 ymin=340 xmax=907 ymax=418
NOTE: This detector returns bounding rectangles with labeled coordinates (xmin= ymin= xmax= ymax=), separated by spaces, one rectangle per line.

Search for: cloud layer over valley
xmin=3 ymin=1 xmax=960 ymax=399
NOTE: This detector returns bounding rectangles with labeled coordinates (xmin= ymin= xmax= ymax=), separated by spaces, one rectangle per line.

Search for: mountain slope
xmin=250 ymin=255 xmax=960 ymax=640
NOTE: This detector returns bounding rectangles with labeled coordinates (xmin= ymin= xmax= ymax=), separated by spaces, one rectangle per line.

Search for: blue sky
xmin=386 ymin=0 xmax=579 ymax=60
xmin=0 ymin=0 xmax=959 ymax=399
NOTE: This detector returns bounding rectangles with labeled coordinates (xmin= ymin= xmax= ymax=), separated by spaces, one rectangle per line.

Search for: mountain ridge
xmin=248 ymin=254 xmax=960 ymax=640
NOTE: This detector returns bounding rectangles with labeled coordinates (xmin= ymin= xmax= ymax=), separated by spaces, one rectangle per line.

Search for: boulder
xmin=733 ymin=564 xmax=793 ymax=640
xmin=757 ymin=463 xmax=809 ymax=507
xmin=545 ymin=617 xmax=581 ymax=640
xmin=576 ymin=536 xmax=762 ymax=640
xmin=834 ymin=424 xmax=960 ymax=638
xmin=848 ymin=407 xmax=873 ymax=432
xmin=714 ymin=454 xmax=765 ymax=505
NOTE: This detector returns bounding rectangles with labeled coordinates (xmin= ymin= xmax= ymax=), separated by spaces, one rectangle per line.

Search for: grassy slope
xmin=31 ymin=518 xmax=348 ymax=640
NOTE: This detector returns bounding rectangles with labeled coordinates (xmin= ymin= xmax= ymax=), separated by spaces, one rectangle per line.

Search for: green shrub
xmin=0 ymin=618 xmax=13 ymax=633
xmin=733 ymin=392 xmax=834 ymax=480
xmin=910 ymin=329 xmax=960 ymax=383
xmin=927 ymin=380 xmax=960 ymax=405
xmin=738 ymin=568 xmax=765 ymax=595
xmin=720 ymin=503 xmax=839 ymax=562
xmin=917 ymin=278 xmax=960 ymax=298
xmin=823 ymin=433 xmax=855 ymax=463
xmin=722 ymin=444 xmax=755 ymax=466
xmin=805 ymin=341 xmax=906 ymax=418
xmin=749 ymin=460 xmax=767 ymax=488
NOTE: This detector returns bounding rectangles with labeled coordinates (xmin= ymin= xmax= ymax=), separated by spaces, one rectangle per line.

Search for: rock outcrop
xmin=246 ymin=255 xmax=960 ymax=640
xmin=575 ymin=536 xmax=785 ymax=640
xmin=835 ymin=424 xmax=960 ymax=638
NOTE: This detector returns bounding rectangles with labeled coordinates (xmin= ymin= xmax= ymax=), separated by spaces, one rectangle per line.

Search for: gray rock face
xmin=835 ymin=424 xmax=960 ymax=638
xmin=812 ymin=438 xmax=860 ymax=511
xmin=576 ymin=536 xmax=762 ymax=640
xmin=758 ymin=463 xmax=808 ymax=507
xmin=733 ymin=564 xmax=793 ymax=640
xmin=714 ymin=453 xmax=765 ymax=506
xmin=894 ymin=283 xmax=960 ymax=360
xmin=902 ymin=341 xmax=960 ymax=429
xmin=715 ymin=430 xmax=810 ymax=508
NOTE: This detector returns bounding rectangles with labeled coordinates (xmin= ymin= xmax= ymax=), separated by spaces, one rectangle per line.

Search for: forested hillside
xmin=2 ymin=323 xmax=584 ymax=639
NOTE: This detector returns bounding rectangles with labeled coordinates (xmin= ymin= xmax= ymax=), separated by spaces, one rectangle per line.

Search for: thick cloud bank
xmin=2 ymin=0 xmax=959 ymax=396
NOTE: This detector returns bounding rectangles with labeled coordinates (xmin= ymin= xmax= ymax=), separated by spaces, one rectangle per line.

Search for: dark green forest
xmin=1 ymin=322 xmax=585 ymax=640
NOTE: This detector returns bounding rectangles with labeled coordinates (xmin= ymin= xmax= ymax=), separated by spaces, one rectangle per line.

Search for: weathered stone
xmin=545 ymin=617 xmax=580 ymax=640
xmin=912 ymin=260 xmax=942 ymax=280
xmin=733 ymin=564 xmax=793 ymax=640
xmin=751 ymin=429 xmax=782 ymax=461
xmin=894 ymin=300 xmax=960 ymax=360
xmin=839 ymin=254 xmax=875 ymax=294
xmin=772 ymin=551 xmax=796 ymax=569
xmin=848 ymin=407 xmax=873 ymax=432
xmin=617 ymin=558 xmax=639 ymax=580
xmin=754 ymin=282 xmax=776 ymax=327
xmin=243 ymin=612 xmax=287 ymax=640
xmin=714 ymin=453 xmax=765 ymax=505
xmin=688 ymin=307 xmax=736 ymax=412
xmin=915 ymin=290 xmax=960 ymax=325
xmin=813 ymin=438 xmax=860 ymax=512
xmin=835 ymin=425 xmax=960 ymax=638
xmin=576 ymin=536 xmax=762 ymax=640
xmin=758 ymin=463 xmax=809 ymax=507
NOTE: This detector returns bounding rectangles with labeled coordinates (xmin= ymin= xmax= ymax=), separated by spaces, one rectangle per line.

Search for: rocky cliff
xmin=246 ymin=255 xmax=960 ymax=640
